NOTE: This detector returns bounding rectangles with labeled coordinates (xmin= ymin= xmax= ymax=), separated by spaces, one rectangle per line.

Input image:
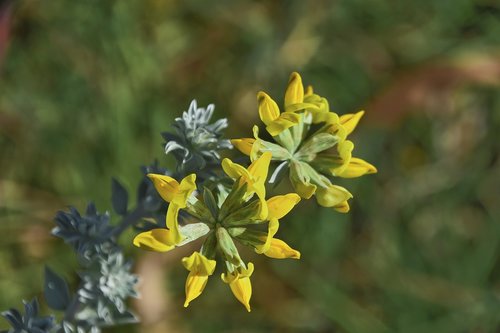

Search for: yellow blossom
xmin=339 ymin=110 xmax=365 ymax=136
xmin=221 ymin=263 xmax=254 ymax=312
xmin=337 ymin=157 xmax=378 ymax=178
xmin=133 ymin=174 xmax=196 ymax=251
xmin=264 ymin=239 xmax=301 ymax=259
xmin=182 ymin=252 xmax=216 ymax=307
xmin=255 ymin=193 xmax=301 ymax=258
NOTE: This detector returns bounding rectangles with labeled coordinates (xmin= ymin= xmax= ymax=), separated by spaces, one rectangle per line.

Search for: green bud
xmin=203 ymin=187 xmax=219 ymax=219
xmin=290 ymin=114 xmax=306 ymax=151
xmin=216 ymin=226 xmax=242 ymax=265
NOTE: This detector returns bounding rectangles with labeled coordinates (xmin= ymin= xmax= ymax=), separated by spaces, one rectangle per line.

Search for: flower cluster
xmin=134 ymin=152 xmax=301 ymax=311
xmin=133 ymin=72 xmax=376 ymax=312
xmin=232 ymin=72 xmax=377 ymax=212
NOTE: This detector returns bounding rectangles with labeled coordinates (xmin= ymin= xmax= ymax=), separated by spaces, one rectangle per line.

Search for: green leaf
xmin=44 ymin=266 xmax=71 ymax=311
xmin=111 ymin=178 xmax=129 ymax=215
xmin=203 ymin=187 xmax=219 ymax=219
xmin=216 ymin=227 xmax=242 ymax=265
xmin=178 ymin=223 xmax=211 ymax=246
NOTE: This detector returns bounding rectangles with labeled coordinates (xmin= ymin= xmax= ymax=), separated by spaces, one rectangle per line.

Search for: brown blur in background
xmin=0 ymin=1 xmax=500 ymax=332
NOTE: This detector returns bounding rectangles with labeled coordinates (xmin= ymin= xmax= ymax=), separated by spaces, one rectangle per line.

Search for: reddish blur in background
xmin=0 ymin=1 xmax=499 ymax=332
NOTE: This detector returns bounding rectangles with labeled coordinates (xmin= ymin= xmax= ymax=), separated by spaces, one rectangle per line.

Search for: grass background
xmin=0 ymin=0 xmax=499 ymax=332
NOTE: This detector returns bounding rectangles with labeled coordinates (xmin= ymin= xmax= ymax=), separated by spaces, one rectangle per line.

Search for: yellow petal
xmin=266 ymin=193 xmax=301 ymax=220
xmin=231 ymin=138 xmax=255 ymax=156
xmin=229 ymin=277 xmax=252 ymax=312
xmin=310 ymin=109 xmax=339 ymax=125
xmin=247 ymin=151 xmax=272 ymax=188
xmin=250 ymin=125 xmax=263 ymax=162
xmin=222 ymin=158 xmax=251 ymax=180
xmin=255 ymin=218 xmax=279 ymax=254
xmin=166 ymin=203 xmax=183 ymax=244
xmin=284 ymin=72 xmax=304 ymax=106
xmin=315 ymin=184 xmax=353 ymax=208
xmin=329 ymin=140 xmax=354 ymax=176
xmin=304 ymin=85 xmax=314 ymax=97
xmin=291 ymin=180 xmax=317 ymax=199
xmin=339 ymin=110 xmax=365 ymax=136
xmin=182 ymin=251 xmax=217 ymax=275
xmin=147 ymin=174 xmax=179 ymax=202
xmin=256 ymin=194 xmax=269 ymax=221
xmin=184 ymin=273 xmax=209 ymax=307
xmin=264 ymin=238 xmax=301 ymax=259
xmin=265 ymin=112 xmax=302 ymax=136
xmin=337 ymin=157 xmax=377 ymax=178
xmin=182 ymin=252 xmax=216 ymax=307
xmin=133 ymin=229 xmax=177 ymax=252
xmin=173 ymin=174 xmax=197 ymax=207
xmin=257 ymin=91 xmax=280 ymax=126
xmin=333 ymin=200 xmax=350 ymax=213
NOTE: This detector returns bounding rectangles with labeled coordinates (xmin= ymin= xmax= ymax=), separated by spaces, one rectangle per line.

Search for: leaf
xmin=111 ymin=178 xmax=129 ymax=215
xmin=44 ymin=266 xmax=71 ymax=311
xmin=177 ymin=223 xmax=211 ymax=246
xmin=203 ymin=187 xmax=219 ymax=218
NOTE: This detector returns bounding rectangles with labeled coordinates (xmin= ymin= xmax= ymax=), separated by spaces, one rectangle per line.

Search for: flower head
xmin=78 ymin=252 xmax=139 ymax=324
xmin=1 ymin=298 xmax=55 ymax=333
xmin=232 ymin=72 xmax=377 ymax=212
xmin=133 ymin=153 xmax=301 ymax=311
xmin=52 ymin=203 xmax=117 ymax=260
xmin=162 ymin=100 xmax=232 ymax=175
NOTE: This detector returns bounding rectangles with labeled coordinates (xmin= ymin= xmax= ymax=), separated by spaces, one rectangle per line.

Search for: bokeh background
xmin=1 ymin=0 xmax=500 ymax=332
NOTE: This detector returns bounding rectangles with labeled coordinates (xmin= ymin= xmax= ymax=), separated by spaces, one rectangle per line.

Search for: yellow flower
xmin=182 ymin=252 xmax=216 ymax=307
xmin=231 ymin=138 xmax=255 ymax=156
xmin=133 ymin=174 xmax=196 ymax=251
xmin=315 ymin=184 xmax=353 ymax=208
xmin=255 ymin=193 xmax=301 ymax=259
xmin=147 ymin=173 xmax=196 ymax=208
xmin=264 ymin=239 xmax=301 ymax=259
xmin=257 ymin=72 xmax=330 ymax=137
xmin=337 ymin=157 xmax=378 ymax=178
xmin=221 ymin=263 xmax=254 ymax=312
xmin=258 ymin=92 xmax=301 ymax=137
xmin=229 ymin=277 xmax=252 ymax=312
xmin=339 ymin=110 xmax=365 ymax=136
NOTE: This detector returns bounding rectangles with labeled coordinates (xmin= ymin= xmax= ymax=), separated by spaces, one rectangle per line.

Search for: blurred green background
xmin=1 ymin=0 xmax=500 ymax=332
